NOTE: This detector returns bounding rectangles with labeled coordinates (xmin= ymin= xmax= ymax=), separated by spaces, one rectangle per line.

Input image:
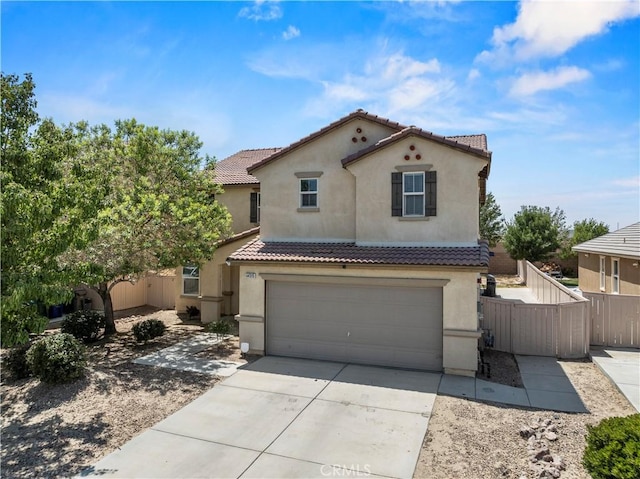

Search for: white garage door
xmin=266 ymin=280 xmax=443 ymax=371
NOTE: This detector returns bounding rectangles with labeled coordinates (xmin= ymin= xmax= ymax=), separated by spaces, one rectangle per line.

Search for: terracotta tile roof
xmin=214 ymin=148 xmax=281 ymax=185
xmin=228 ymin=238 xmax=490 ymax=268
xmin=247 ymin=110 xmax=408 ymax=174
xmin=573 ymin=222 xmax=640 ymax=259
xmin=341 ymin=126 xmax=492 ymax=168
xmin=216 ymin=226 xmax=260 ymax=247
xmin=446 ymin=134 xmax=488 ymax=152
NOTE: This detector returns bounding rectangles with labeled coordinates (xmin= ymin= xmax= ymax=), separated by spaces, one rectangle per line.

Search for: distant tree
xmin=479 ymin=192 xmax=505 ymax=247
xmin=560 ymin=219 xmax=609 ymax=259
xmin=503 ymin=206 xmax=567 ymax=262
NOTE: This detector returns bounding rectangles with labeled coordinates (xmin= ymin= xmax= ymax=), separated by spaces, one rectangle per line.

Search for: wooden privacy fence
xmin=83 ymin=275 xmax=176 ymax=312
xmin=480 ymin=298 xmax=590 ymax=358
xmin=585 ymin=292 xmax=640 ymax=348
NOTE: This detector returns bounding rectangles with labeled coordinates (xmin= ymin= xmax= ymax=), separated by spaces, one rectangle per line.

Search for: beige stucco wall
xmin=175 ymin=232 xmax=259 ymax=322
xmin=254 ymin=119 xmax=399 ymax=242
xmin=578 ymin=254 xmax=640 ymax=295
xmin=235 ymin=263 xmax=481 ymax=375
xmin=217 ymin=185 xmax=259 ymax=234
xmin=346 ymin=138 xmax=488 ymax=245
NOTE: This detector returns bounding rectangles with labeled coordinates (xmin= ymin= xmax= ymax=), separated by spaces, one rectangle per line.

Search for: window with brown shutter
xmin=391 ymin=171 xmax=437 ymax=217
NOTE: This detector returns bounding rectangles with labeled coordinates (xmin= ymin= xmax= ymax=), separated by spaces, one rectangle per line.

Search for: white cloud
xmin=307 ymin=51 xmax=453 ymax=117
xmin=478 ymin=0 xmax=639 ymax=63
xmin=238 ymin=1 xmax=282 ymax=21
xmin=282 ymin=25 xmax=300 ymax=40
xmin=40 ymin=93 xmax=132 ymax=123
xmin=611 ymin=176 xmax=640 ymax=188
xmin=467 ymin=68 xmax=480 ymax=81
xmin=509 ymin=66 xmax=591 ymax=97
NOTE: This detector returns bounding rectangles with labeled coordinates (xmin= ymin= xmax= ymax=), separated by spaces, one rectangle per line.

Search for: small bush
xmin=186 ymin=306 xmax=200 ymax=319
xmin=206 ymin=320 xmax=232 ymax=339
xmin=61 ymin=310 xmax=106 ymax=343
xmin=3 ymin=343 xmax=33 ymax=379
xmin=132 ymin=319 xmax=166 ymax=342
xmin=583 ymin=413 xmax=640 ymax=479
xmin=26 ymin=333 xmax=87 ymax=384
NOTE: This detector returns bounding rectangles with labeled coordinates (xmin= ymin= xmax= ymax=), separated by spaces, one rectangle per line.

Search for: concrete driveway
xmin=79 ymin=357 xmax=440 ymax=479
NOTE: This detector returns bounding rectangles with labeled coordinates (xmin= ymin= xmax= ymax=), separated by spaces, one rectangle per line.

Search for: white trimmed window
xmin=300 ymin=178 xmax=318 ymax=208
xmin=182 ymin=265 xmax=199 ymax=296
xmin=392 ymin=171 xmax=437 ymax=217
xmin=403 ymin=172 xmax=425 ymax=216
xmin=599 ymin=256 xmax=606 ymax=291
xmin=611 ymin=258 xmax=620 ymax=294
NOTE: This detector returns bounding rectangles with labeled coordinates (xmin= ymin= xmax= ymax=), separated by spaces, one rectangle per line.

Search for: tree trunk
xmin=96 ymin=282 xmax=117 ymax=335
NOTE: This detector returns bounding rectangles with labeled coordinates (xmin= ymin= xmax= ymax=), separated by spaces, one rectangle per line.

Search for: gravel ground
xmin=416 ymin=359 xmax=637 ymax=479
xmin=1 ymin=308 xmax=219 ymax=479
xmin=2 ymin=305 xmax=637 ymax=479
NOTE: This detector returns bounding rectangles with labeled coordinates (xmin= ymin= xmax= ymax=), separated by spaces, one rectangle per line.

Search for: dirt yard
xmin=0 ymin=308 xmax=222 ymax=478
xmin=1 ymin=307 xmax=637 ymax=479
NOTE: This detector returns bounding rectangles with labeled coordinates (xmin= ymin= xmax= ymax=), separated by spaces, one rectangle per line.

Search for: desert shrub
xmin=61 ymin=310 xmax=106 ymax=343
xmin=3 ymin=343 xmax=33 ymax=379
xmin=132 ymin=319 xmax=166 ymax=342
xmin=26 ymin=333 xmax=86 ymax=384
xmin=583 ymin=413 xmax=640 ymax=479
xmin=206 ymin=320 xmax=231 ymax=339
xmin=186 ymin=305 xmax=200 ymax=319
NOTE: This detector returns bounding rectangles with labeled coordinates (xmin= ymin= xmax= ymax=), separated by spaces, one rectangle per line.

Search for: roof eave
xmin=248 ymin=110 xmax=407 ymax=174
xmin=341 ymin=129 xmax=491 ymax=168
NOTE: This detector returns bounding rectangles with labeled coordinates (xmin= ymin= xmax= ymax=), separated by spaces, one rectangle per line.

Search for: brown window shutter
xmin=250 ymin=192 xmax=258 ymax=223
xmin=425 ymin=171 xmax=437 ymax=216
xmin=391 ymin=172 xmax=402 ymax=216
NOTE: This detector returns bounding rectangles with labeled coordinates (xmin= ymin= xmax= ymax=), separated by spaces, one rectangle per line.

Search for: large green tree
xmin=1 ymin=73 xmax=231 ymax=343
xmin=479 ymin=192 xmax=505 ymax=247
xmin=503 ymin=205 xmax=567 ymax=262
xmin=1 ymin=73 xmax=104 ymax=345
xmin=560 ymin=218 xmax=609 ymax=259
xmin=60 ymin=119 xmax=231 ymax=334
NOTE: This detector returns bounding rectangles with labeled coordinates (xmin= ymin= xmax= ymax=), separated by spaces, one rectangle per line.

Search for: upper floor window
xmin=403 ymin=172 xmax=425 ymax=216
xmin=391 ymin=171 xmax=436 ymax=217
xmin=182 ymin=265 xmax=199 ymax=296
xmin=611 ymin=258 xmax=620 ymax=294
xmin=599 ymin=256 xmax=606 ymax=291
xmin=250 ymin=191 xmax=261 ymax=224
xmin=300 ymin=178 xmax=318 ymax=208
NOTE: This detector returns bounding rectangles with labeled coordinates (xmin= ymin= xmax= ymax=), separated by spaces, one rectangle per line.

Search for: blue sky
xmin=2 ymin=1 xmax=639 ymax=230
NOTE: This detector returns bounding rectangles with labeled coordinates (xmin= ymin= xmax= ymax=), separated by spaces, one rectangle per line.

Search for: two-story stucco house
xmin=228 ymin=110 xmax=492 ymax=377
xmin=175 ymin=148 xmax=279 ymax=322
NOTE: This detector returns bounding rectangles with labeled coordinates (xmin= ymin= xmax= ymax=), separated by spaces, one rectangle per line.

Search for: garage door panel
xmin=267 ymin=281 xmax=443 ymax=371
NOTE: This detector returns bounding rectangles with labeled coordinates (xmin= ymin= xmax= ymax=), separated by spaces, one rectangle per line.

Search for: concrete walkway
xmin=133 ymin=333 xmax=242 ymax=377
xmin=79 ymin=357 xmax=439 ymax=479
xmin=439 ymin=355 xmax=588 ymax=413
xmin=590 ymin=347 xmax=640 ymax=412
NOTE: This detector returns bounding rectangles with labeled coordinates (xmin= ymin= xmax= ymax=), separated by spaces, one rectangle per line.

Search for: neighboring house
xmin=228 ymin=110 xmax=492 ymax=377
xmin=573 ymin=222 xmax=640 ymax=296
xmin=175 ymin=148 xmax=279 ymax=322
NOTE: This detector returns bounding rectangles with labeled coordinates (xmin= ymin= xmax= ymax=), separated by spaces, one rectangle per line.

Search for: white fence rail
xmin=585 ymin=292 xmax=640 ymax=348
xmin=481 ymin=298 xmax=589 ymax=358
xmin=482 ymin=260 xmax=590 ymax=358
